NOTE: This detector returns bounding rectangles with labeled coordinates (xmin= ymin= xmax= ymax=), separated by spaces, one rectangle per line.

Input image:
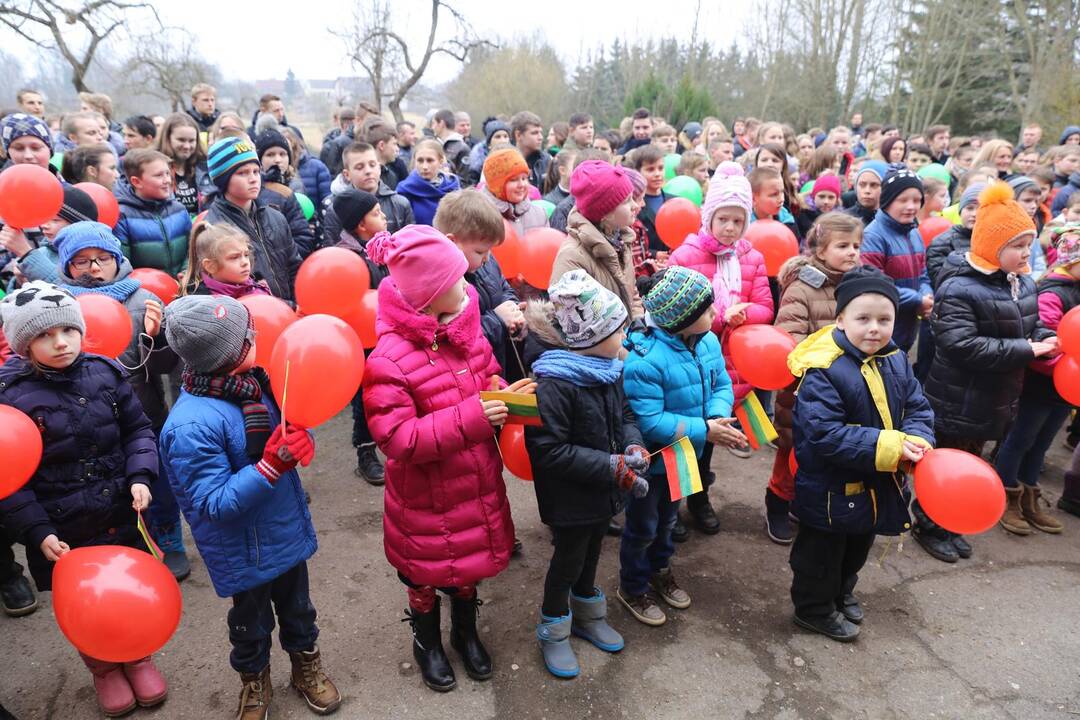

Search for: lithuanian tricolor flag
xmin=479 ymin=390 xmax=542 ymax=426
xmin=734 ymin=393 xmax=778 ymax=450
xmin=662 ymin=436 xmax=703 ymax=501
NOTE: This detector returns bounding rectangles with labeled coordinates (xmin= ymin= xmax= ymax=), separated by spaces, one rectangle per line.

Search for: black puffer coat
xmin=205 ymin=195 xmax=302 ymax=303
xmin=0 ymin=354 xmax=157 ymax=590
xmin=466 ymin=256 xmax=518 ymax=376
xmin=925 ymin=225 xmax=971 ymax=291
xmin=924 ymin=251 xmax=1052 ymax=439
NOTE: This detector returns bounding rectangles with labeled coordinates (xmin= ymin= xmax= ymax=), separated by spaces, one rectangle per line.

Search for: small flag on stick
xmin=661 ymin=436 xmax=703 ymax=501
xmin=734 ymin=393 xmax=778 ymax=450
xmin=479 ymin=390 xmax=542 ymax=426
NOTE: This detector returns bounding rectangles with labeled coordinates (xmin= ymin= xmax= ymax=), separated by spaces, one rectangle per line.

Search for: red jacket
xmin=363 ymin=280 xmax=514 ymax=587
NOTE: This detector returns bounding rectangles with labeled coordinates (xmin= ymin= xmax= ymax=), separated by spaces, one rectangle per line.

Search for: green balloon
xmin=295 ymin=192 xmax=314 ymax=221
xmin=663 ymin=175 xmax=703 ymax=207
xmin=663 ymin=153 xmax=681 ymax=181
xmin=534 ymin=199 xmax=556 ymax=218
xmin=50 ymin=152 xmax=63 ymax=172
xmin=917 ymin=163 xmax=950 ymax=185
xmin=800 ymin=180 xmax=815 ymax=195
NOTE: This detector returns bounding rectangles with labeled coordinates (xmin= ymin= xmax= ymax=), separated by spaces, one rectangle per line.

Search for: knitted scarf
xmin=182 ymin=367 xmax=272 ymax=459
xmin=62 ymin=277 xmax=142 ymax=303
xmin=532 ymin=349 xmax=623 ymax=387
xmin=200 ymin=272 xmax=272 ymax=299
xmin=695 ymin=231 xmax=743 ymax=316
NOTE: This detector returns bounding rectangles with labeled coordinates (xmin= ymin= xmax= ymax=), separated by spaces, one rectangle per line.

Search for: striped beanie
xmin=207 ymin=137 xmax=259 ymax=192
xmin=642 ymin=266 xmax=714 ymax=333
xmin=1 ymin=112 xmax=52 ymax=153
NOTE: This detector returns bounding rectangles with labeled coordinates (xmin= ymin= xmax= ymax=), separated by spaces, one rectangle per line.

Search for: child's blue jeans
xmin=995 ymin=395 xmax=1071 ymax=488
xmin=228 ymin=561 xmax=318 ymax=673
xmin=619 ymin=474 xmax=679 ymax=596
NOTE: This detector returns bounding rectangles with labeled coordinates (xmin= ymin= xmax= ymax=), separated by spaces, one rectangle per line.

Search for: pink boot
xmin=122 ymin=656 xmax=168 ymax=707
xmin=80 ymin=653 xmax=136 ymax=717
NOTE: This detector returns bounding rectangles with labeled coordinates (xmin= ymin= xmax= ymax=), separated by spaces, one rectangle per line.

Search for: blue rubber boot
xmin=537 ymin=613 xmax=579 ymax=678
xmin=570 ymin=588 xmax=624 ymax=652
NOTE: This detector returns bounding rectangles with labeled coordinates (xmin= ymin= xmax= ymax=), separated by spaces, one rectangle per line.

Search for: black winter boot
xmin=355 ymin=444 xmax=385 ymax=486
xmin=1059 ymin=471 xmax=1080 ymax=518
xmin=404 ymin=599 xmax=456 ymax=692
xmin=911 ymin=501 xmax=958 ymax=563
xmin=686 ymin=492 xmax=720 ymax=534
xmin=449 ymin=594 xmax=492 ymax=681
xmin=0 ymin=572 xmax=37 ymax=617
xmin=764 ymin=489 xmax=794 ymax=545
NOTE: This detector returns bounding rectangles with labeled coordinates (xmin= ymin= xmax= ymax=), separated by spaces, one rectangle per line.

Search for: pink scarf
xmin=695 ymin=231 xmax=742 ymax=316
xmin=201 ymin=272 xmax=272 ymax=299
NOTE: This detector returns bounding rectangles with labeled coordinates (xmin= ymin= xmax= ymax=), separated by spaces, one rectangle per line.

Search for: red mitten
xmin=256 ymin=426 xmax=298 ymax=483
xmin=284 ymin=425 xmax=316 ymax=467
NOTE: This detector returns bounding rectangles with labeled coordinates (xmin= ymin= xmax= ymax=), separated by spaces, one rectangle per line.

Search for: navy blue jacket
xmin=297 ymin=152 xmax=332 ymax=210
xmin=0 ymin=354 xmax=157 ymax=589
xmin=791 ymin=327 xmax=935 ymax=535
xmin=465 ymin=255 xmax=518 ymax=375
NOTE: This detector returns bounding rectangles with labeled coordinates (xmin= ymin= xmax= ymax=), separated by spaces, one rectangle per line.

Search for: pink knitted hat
xmin=570 ymin=160 xmax=633 ymax=224
xmin=701 ymin=161 xmax=752 ymax=233
xmin=811 ymin=174 xmax=842 ymax=198
xmin=367 ymin=225 xmax=468 ymax=310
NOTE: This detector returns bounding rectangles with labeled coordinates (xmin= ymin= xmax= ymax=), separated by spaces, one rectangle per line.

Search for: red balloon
xmin=913 ymin=448 xmax=1006 ymax=534
xmin=74 ymin=182 xmax=120 ymax=228
xmin=239 ymin=294 xmax=297 ymax=369
xmin=728 ymin=324 xmax=797 ymax=390
xmin=0 ymin=164 xmax=63 ymax=228
xmin=1057 ymin=306 xmax=1080 ymax=356
xmin=1053 ymin=355 xmax=1080 ymax=406
xmin=270 ymin=315 xmax=365 ymax=428
xmin=294 ymin=247 xmax=371 ymax=318
xmin=788 ymin=447 xmax=798 ymax=476
xmin=655 ymin=198 xmax=700 ymax=250
xmin=520 ymin=228 xmax=566 ymax=289
xmin=129 ymin=268 xmax=179 ymax=306
xmin=745 ymin=219 xmax=799 ymax=276
xmin=76 ymin=294 xmax=132 ymax=358
xmin=343 ymin=289 xmax=379 ymax=349
xmin=918 ymin=216 xmax=953 ymax=248
xmin=52 ymin=546 xmax=182 ymax=663
xmin=491 ymin=219 xmax=522 ymax=278
xmin=0 ymin=405 xmax=42 ymax=500
xmin=499 ymin=424 xmax=533 ymax=481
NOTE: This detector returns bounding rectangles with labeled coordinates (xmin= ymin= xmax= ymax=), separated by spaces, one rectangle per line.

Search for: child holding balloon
xmin=0 ymin=282 xmax=168 ymax=716
xmin=362 ymin=225 xmax=520 ymax=693
xmin=159 ymin=294 xmax=342 ymax=718
xmin=767 ymin=212 xmax=864 ymax=544
xmin=787 ymin=266 xmax=934 ymax=642
xmin=6 ymin=185 xmax=100 ymax=288
xmin=920 ymin=182 xmax=1059 ymax=561
xmin=993 ymin=223 xmax=1080 ymax=534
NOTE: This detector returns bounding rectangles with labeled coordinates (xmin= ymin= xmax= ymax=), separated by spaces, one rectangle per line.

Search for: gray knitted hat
xmin=549 ymin=270 xmax=628 ymax=349
xmin=0 ymin=281 xmax=86 ymax=358
xmin=164 ymin=295 xmax=253 ymax=373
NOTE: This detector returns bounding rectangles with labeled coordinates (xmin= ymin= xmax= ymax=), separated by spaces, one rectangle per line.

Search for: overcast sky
xmin=130 ymin=0 xmax=751 ymax=84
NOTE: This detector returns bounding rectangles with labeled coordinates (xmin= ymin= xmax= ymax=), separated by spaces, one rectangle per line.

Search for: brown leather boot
xmin=236 ymin=666 xmax=272 ymax=720
xmin=1000 ymin=487 xmax=1032 ymax=535
xmin=289 ymin=646 xmax=341 ymax=715
xmin=1020 ymin=484 xmax=1063 ymax=534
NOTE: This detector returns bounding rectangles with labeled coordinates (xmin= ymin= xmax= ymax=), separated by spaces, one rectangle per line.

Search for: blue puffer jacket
xmin=113 ymin=181 xmax=193 ymax=278
xmin=297 ymin=152 xmax=332 ymax=210
xmin=623 ymin=319 xmax=734 ymax=471
xmin=790 ymin=326 xmax=935 ymax=536
xmin=860 ymin=210 xmax=932 ymax=352
xmin=0 ymin=354 xmax=157 ymax=590
xmin=159 ymin=384 xmax=317 ymax=598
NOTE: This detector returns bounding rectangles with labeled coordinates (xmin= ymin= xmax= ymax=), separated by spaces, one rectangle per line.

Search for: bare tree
xmin=997 ymin=0 xmax=1080 ymax=125
xmin=336 ymin=0 xmax=494 ymax=123
xmin=0 ymin=0 xmax=160 ymax=93
xmin=120 ymin=28 xmax=220 ymax=112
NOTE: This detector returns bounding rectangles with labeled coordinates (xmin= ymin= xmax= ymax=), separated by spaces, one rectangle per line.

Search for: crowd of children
xmin=0 ymin=84 xmax=1078 ymax=718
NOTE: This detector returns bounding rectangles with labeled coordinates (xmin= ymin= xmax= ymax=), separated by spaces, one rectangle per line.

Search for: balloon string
xmin=280 ymin=360 xmax=290 ymax=433
xmin=136 ymin=509 xmax=164 ymax=562
xmin=509 ymin=336 xmax=527 ymax=380
xmin=114 ymin=333 xmax=155 ymax=376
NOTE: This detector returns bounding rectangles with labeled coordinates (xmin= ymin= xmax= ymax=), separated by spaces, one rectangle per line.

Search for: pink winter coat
xmin=670 ymin=234 xmax=774 ymax=400
xmin=363 ymin=280 xmax=515 ymax=587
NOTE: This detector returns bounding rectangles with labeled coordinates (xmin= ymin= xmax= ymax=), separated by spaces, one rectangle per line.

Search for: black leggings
xmin=542 ymin=521 xmax=608 ymax=617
